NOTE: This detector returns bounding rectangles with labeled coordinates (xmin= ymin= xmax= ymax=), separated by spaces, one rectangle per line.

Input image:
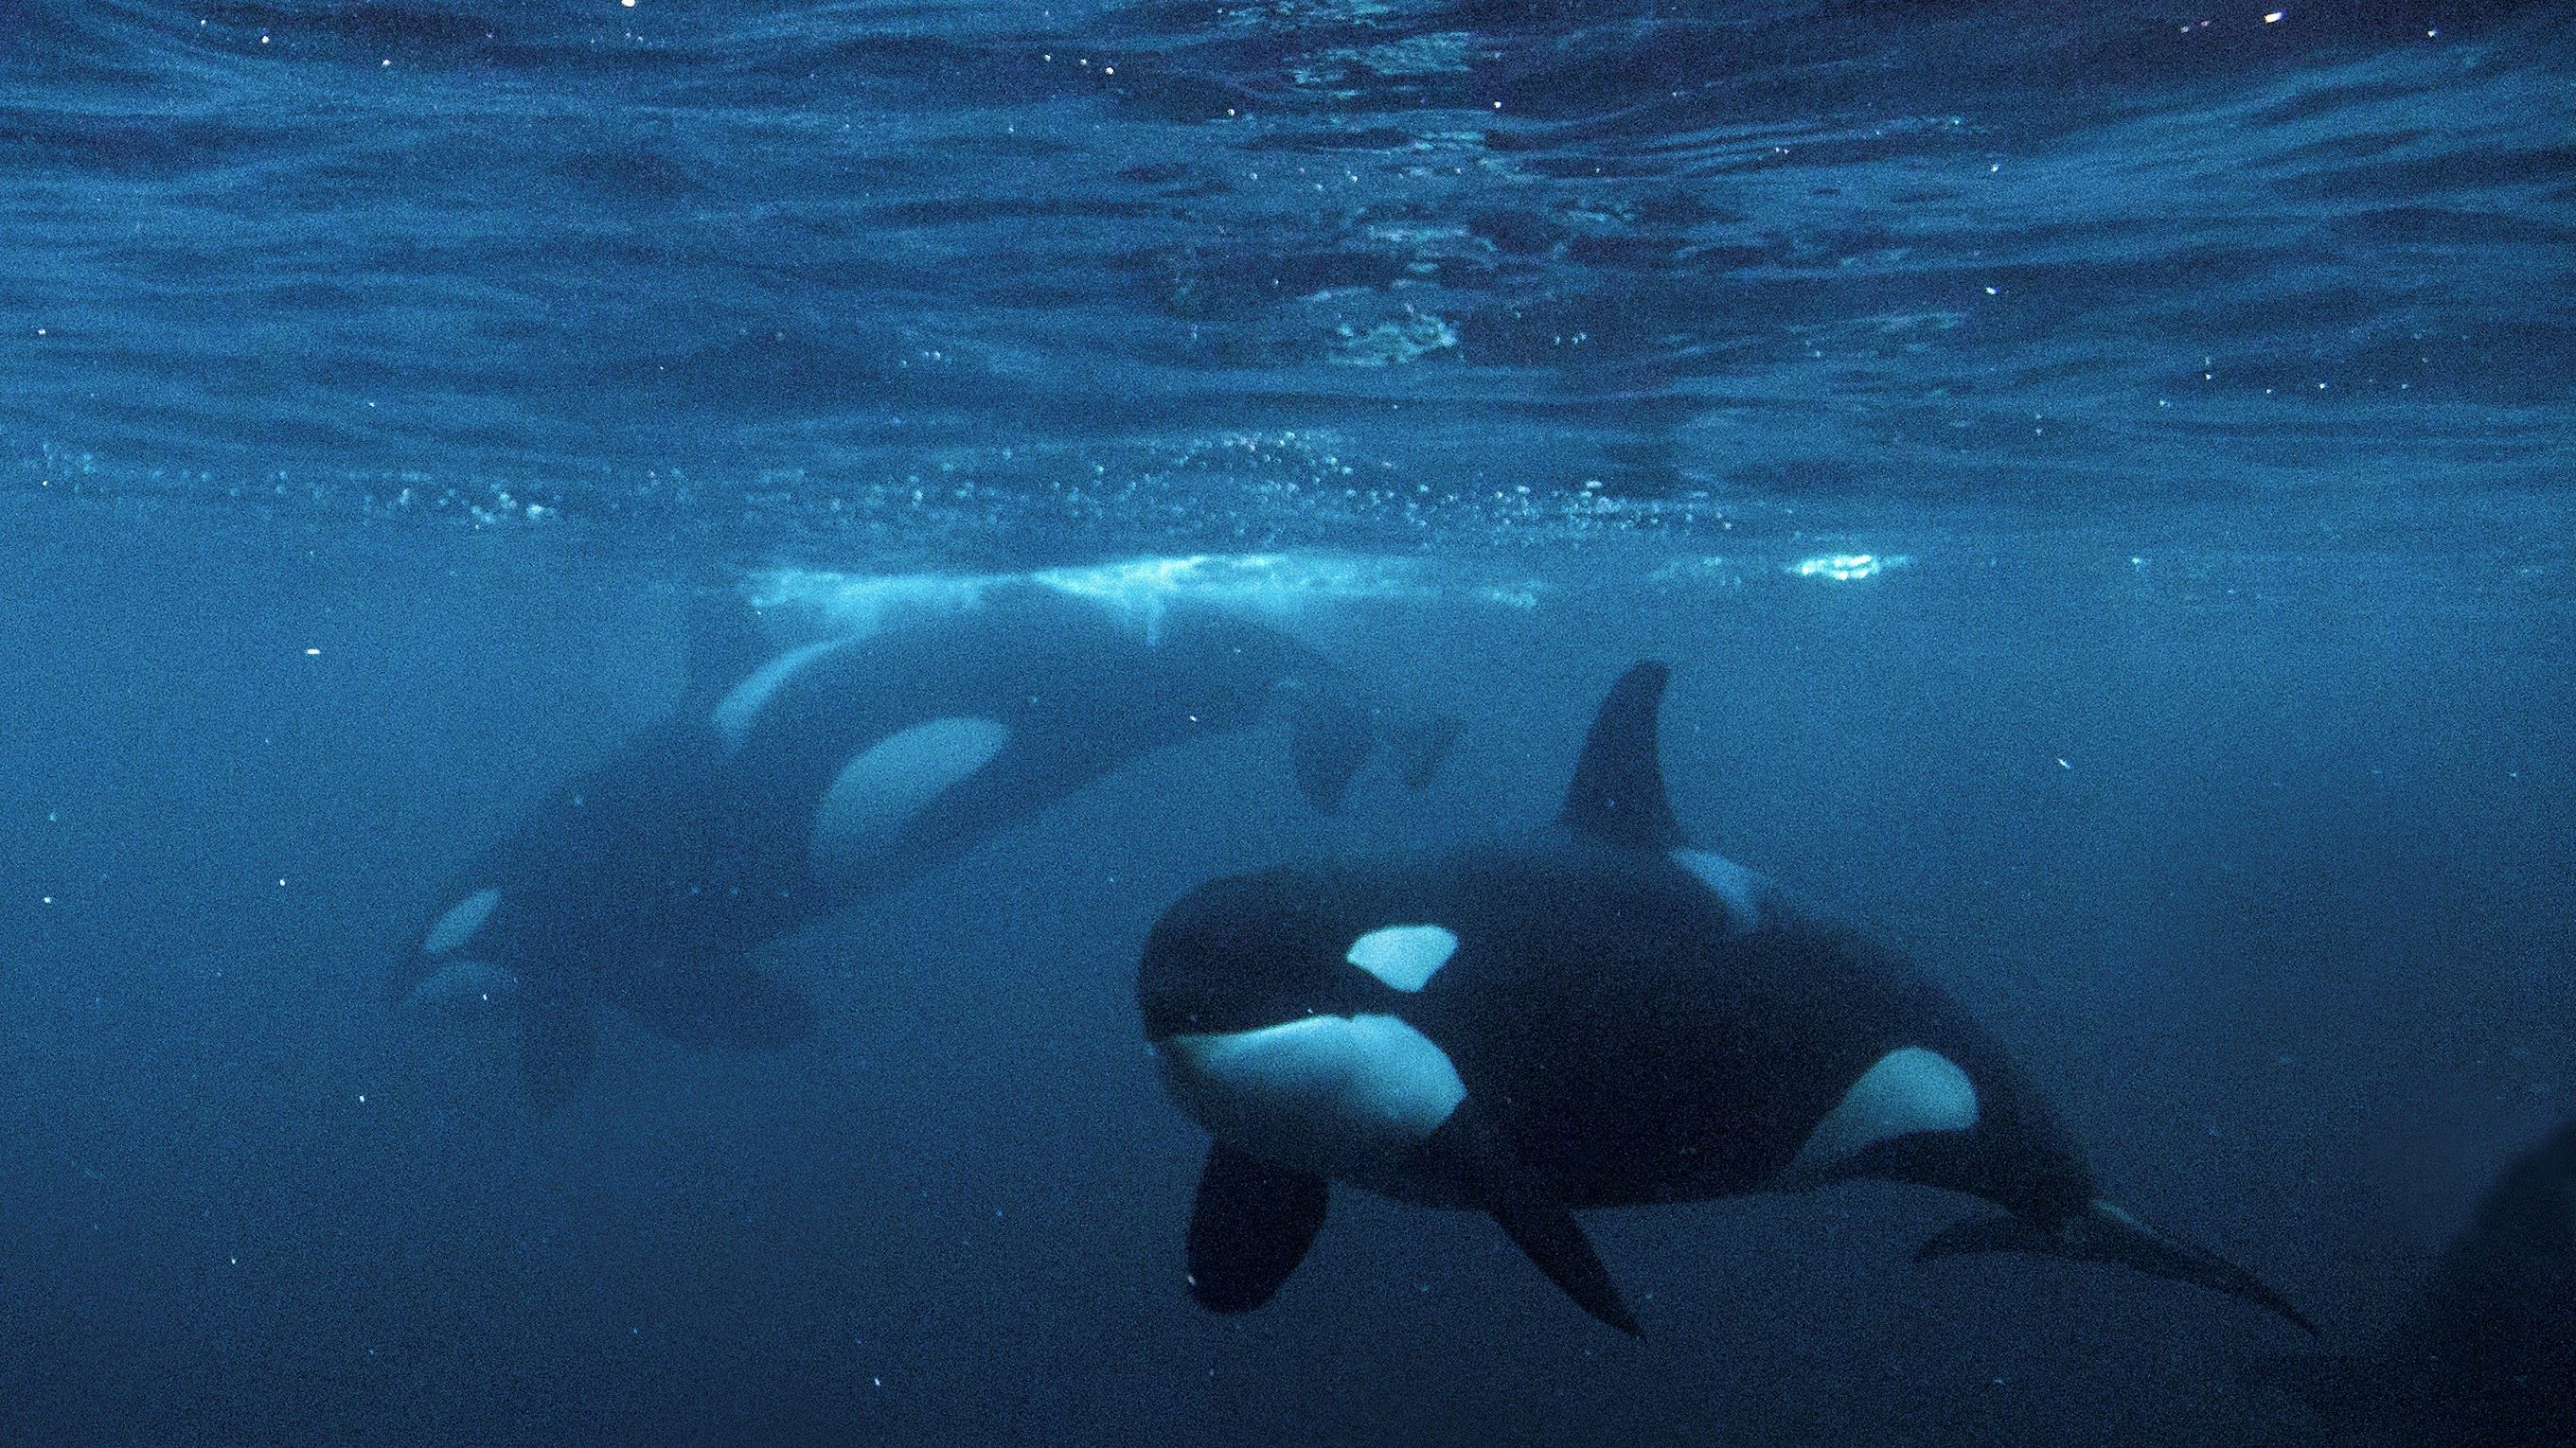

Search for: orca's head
xmin=394 ymin=885 xmax=525 ymax=1019
xmin=1139 ymin=867 xmax=1460 ymax=1034
xmin=1139 ymin=867 xmax=1469 ymax=1184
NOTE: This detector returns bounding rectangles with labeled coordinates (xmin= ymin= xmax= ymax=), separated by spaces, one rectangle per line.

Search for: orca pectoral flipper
xmin=1187 ymin=1141 xmax=1329 ymax=1314
xmin=520 ymin=995 xmax=597 ymax=1114
xmin=1489 ymin=1193 xmax=1642 ymax=1338
xmin=1918 ymin=1198 xmax=2317 ymax=1336
xmin=1421 ymin=1104 xmax=1643 ymax=1337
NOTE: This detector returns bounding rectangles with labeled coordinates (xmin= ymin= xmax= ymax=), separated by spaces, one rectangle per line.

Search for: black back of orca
xmin=1140 ymin=661 xmax=2315 ymax=1337
xmin=718 ymin=585 xmax=1304 ymax=903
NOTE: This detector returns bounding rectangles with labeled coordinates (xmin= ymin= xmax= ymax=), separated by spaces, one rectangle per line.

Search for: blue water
xmin=4 ymin=1 xmax=2573 ymax=1442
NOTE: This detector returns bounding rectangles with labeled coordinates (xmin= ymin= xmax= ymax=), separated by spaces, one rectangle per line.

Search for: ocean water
xmin=3 ymin=1 xmax=2572 ymax=1443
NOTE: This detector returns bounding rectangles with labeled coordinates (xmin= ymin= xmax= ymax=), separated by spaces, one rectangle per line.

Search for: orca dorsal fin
xmin=1557 ymin=661 xmax=1685 ymax=852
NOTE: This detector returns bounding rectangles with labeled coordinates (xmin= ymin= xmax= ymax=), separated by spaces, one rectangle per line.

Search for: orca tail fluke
xmin=1918 ymin=1198 xmax=2317 ymax=1336
xmin=1286 ymin=690 xmax=1461 ymax=812
xmin=1383 ymin=710 xmax=1460 ymax=792
xmin=1287 ymin=689 xmax=1377 ymax=813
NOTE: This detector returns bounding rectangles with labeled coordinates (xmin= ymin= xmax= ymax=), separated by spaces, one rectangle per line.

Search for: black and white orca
xmin=1138 ymin=661 xmax=2313 ymax=1337
xmin=396 ymin=580 xmax=1456 ymax=1110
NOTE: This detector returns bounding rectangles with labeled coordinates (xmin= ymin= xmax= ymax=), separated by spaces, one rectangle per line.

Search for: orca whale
xmin=2267 ymin=1116 xmax=2576 ymax=1444
xmin=396 ymin=580 xmax=1456 ymax=1111
xmin=1138 ymin=661 xmax=2312 ymax=1337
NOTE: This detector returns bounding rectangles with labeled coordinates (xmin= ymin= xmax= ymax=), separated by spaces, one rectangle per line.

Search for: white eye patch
xmin=1343 ymin=925 xmax=1458 ymax=993
xmin=421 ymin=888 xmax=502 ymax=957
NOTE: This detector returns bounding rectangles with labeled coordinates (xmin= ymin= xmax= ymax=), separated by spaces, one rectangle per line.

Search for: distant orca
xmin=2268 ymin=1117 xmax=2576 ymax=1443
xmin=395 ymin=581 xmax=1456 ymax=1111
xmin=1139 ymin=661 xmax=2312 ymax=1337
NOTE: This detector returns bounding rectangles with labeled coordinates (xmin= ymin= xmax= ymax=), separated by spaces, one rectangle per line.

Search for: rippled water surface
xmin=5 ymin=0 xmax=2568 ymax=559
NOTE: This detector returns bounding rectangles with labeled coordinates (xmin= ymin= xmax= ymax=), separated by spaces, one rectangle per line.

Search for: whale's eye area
xmin=420 ymin=887 xmax=503 ymax=957
xmin=1342 ymin=924 xmax=1458 ymax=993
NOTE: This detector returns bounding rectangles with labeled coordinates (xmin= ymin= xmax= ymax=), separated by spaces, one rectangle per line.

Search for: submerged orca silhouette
xmin=397 ymin=581 xmax=1456 ymax=1110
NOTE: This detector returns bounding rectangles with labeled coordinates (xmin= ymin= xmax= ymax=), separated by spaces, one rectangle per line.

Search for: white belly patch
xmin=420 ymin=887 xmax=502 ymax=957
xmin=712 ymin=637 xmax=855 ymax=753
xmin=1780 ymin=1046 xmax=1980 ymax=1184
xmin=1160 ymin=1014 xmax=1466 ymax=1181
xmin=1343 ymin=925 xmax=1458 ymax=993
xmin=1673 ymin=850 xmax=1778 ymax=935
xmin=809 ymin=716 xmax=1010 ymax=878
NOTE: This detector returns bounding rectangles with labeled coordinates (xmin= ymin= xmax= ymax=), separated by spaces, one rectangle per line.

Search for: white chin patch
xmin=1343 ymin=925 xmax=1458 ymax=993
xmin=408 ymin=959 xmax=523 ymax=1014
xmin=1160 ymin=1014 xmax=1466 ymax=1181
xmin=1673 ymin=850 xmax=1777 ymax=935
xmin=1781 ymin=1047 xmax=1979 ymax=1184
xmin=420 ymin=887 xmax=503 ymax=957
xmin=711 ymin=637 xmax=856 ymax=754
xmin=808 ymin=716 xmax=1010 ymax=879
